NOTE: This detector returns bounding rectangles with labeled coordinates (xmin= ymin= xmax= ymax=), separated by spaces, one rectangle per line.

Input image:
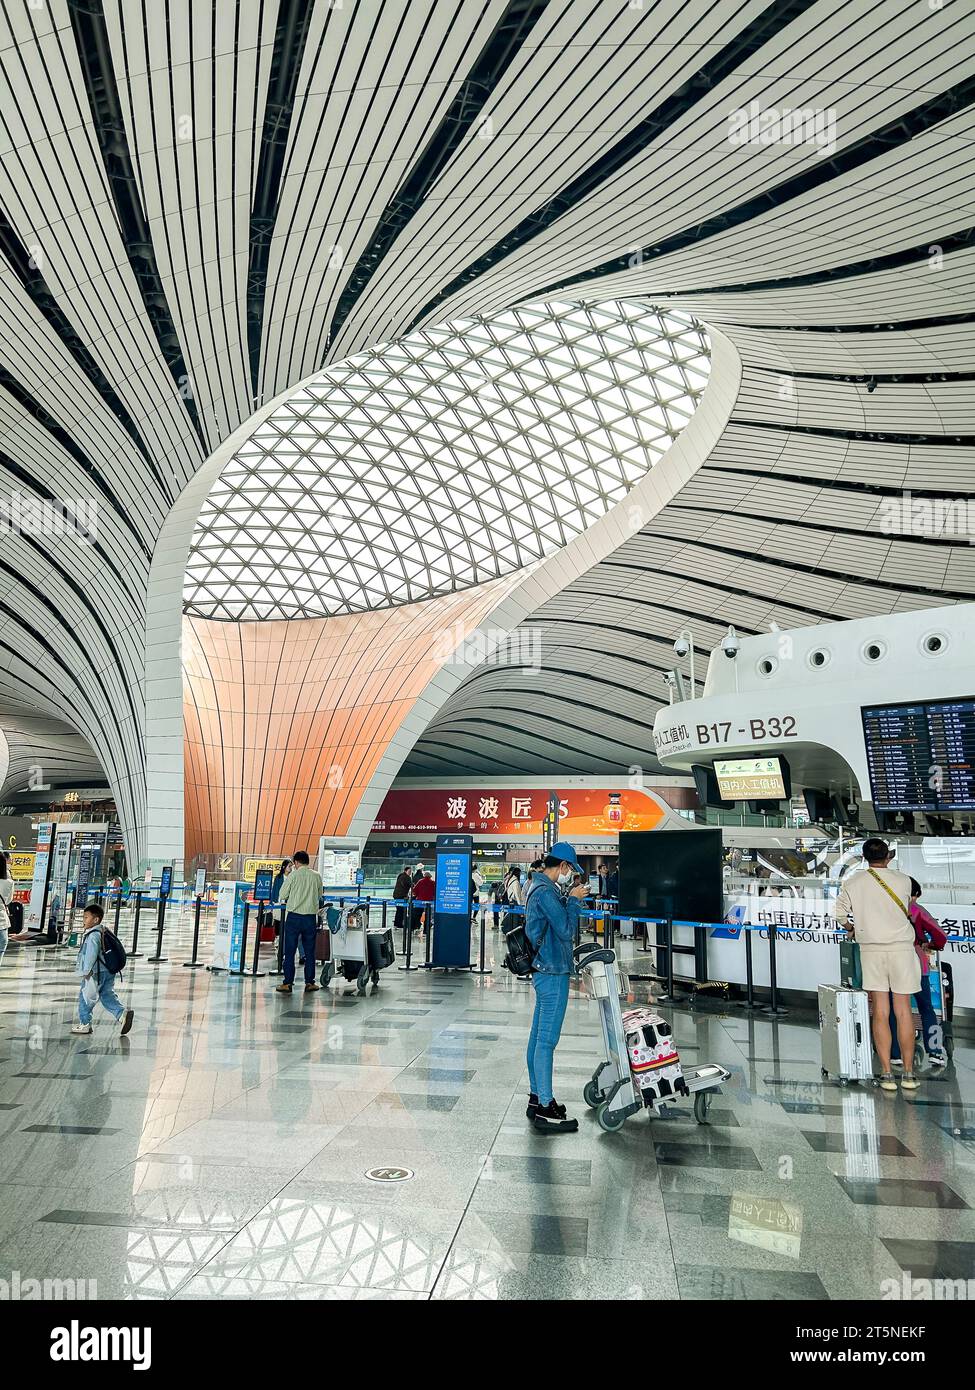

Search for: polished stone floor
xmin=0 ymin=916 xmax=973 ymax=1300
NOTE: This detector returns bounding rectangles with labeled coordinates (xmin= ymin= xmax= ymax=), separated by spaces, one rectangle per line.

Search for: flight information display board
xmin=862 ymin=697 xmax=975 ymax=812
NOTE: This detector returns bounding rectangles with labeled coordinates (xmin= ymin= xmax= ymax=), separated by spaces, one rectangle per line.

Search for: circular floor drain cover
xmin=364 ymin=1166 xmax=414 ymax=1183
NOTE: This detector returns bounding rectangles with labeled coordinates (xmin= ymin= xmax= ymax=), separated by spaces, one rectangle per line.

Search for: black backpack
xmin=501 ymin=918 xmax=537 ymax=978
xmin=98 ymin=927 xmax=127 ymax=977
xmin=501 ymin=883 xmax=546 ymax=978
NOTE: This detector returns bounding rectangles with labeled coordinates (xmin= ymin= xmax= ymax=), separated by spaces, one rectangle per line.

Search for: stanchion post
xmin=418 ymin=903 xmax=434 ymax=971
xmin=763 ymin=923 xmax=788 ymax=1016
xmin=249 ymin=899 xmax=267 ymax=977
xmin=471 ymin=906 xmax=491 ymax=975
xmin=184 ymin=893 xmax=205 ymax=968
xmin=398 ymin=904 xmax=419 ymax=972
xmin=113 ymin=891 xmax=122 ymax=935
xmin=147 ymin=893 xmax=168 ymax=964
xmin=738 ymin=925 xmax=762 ymax=1010
xmin=657 ymin=917 xmax=686 ymax=1004
xmin=129 ymin=889 xmax=145 ymax=958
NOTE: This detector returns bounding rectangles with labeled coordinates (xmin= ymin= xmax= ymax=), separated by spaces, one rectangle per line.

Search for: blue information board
xmin=159 ymin=865 xmax=173 ymax=899
xmin=254 ymin=868 xmax=273 ymax=901
xmin=432 ymin=834 xmax=473 ymax=968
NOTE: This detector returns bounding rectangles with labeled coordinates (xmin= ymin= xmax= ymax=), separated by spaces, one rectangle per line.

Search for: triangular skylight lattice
xmin=184 ymin=302 xmax=709 ymax=620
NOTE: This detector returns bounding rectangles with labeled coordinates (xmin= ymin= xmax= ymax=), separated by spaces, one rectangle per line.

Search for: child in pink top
xmin=889 ymin=880 xmax=947 ymax=1066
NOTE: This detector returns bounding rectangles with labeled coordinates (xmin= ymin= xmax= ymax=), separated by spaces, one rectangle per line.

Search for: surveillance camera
xmin=664 ymin=669 xmax=677 ymax=686
xmin=673 ymin=637 xmax=690 ymax=658
xmin=721 ymin=626 xmax=740 ymax=659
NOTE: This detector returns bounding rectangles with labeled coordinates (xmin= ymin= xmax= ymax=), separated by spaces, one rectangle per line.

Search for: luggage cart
xmin=575 ymin=944 xmax=729 ymax=1133
xmin=325 ymin=902 xmax=395 ymax=994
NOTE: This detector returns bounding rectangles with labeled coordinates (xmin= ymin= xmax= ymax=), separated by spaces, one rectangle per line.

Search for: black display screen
xmin=618 ymin=829 xmax=723 ymax=924
xmin=861 ymin=697 xmax=975 ymax=812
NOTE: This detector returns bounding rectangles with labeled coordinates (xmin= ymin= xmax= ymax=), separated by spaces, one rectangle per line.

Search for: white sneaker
xmin=70 ymin=1023 xmax=92 ymax=1035
xmin=928 ymin=1052 xmax=948 ymax=1068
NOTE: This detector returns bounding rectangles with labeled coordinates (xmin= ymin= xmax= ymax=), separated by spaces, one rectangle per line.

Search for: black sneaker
xmin=119 ymin=1009 xmax=134 ymax=1037
xmin=532 ymin=1101 xmax=578 ymax=1134
xmin=526 ymin=1094 xmax=566 ymax=1121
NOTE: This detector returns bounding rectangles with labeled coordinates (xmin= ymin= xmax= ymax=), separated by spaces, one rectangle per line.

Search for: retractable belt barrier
xmin=58 ymin=887 xmax=974 ymax=1007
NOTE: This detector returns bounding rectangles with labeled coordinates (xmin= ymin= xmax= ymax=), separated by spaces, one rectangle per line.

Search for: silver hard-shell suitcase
xmin=819 ymin=984 xmax=872 ymax=1082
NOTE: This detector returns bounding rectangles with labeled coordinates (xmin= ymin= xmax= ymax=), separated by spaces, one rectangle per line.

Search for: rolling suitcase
xmin=622 ymin=1006 xmax=688 ymax=1106
xmin=818 ymin=984 xmax=872 ymax=1082
xmin=6 ymin=899 xmax=23 ymax=933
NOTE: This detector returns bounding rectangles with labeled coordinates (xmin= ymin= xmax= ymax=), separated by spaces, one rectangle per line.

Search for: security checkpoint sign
xmin=9 ymin=852 xmax=35 ymax=881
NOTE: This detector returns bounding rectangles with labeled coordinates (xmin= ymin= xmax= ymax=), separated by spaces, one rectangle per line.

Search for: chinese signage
xmin=373 ymin=787 xmax=665 ymax=837
xmin=714 ymin=756 xmax=786 ymax=801
xmin=243 ymin=857 xmax=277 ymax=883
xmin=24 ymin=821 xmax=54 ymax=932
xmin=433 ymin=834 xmax=473 ymax=969
xmin=8 ymin=852 xmax=35 ymax=881
xmin=708 ymin=893 xmax=975 ymax=1009
xmin=212 ymin=881 xmax=247 ymax=971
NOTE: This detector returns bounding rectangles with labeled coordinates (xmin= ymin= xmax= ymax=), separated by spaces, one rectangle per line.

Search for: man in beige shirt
xmin=275 ymin=850 xmax=324 ymax=995
xmin=834 ymin=838 xmax=921 ymax=1090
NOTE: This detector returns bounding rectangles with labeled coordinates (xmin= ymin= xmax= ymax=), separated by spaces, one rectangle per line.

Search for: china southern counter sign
xmin=365 ymin=1166 xmax=414 ymax=1182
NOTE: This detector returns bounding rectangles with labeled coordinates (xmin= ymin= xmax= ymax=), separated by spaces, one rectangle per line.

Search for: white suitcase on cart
xmin=818 ymin=984 xmax=872 ymax=1082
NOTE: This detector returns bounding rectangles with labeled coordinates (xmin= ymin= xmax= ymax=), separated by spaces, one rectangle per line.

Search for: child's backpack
xmin=98 ymin=927 xmax=128 ymax=977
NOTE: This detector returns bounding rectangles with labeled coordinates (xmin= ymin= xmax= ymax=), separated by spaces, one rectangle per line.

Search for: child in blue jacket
xmin=71 ymin=903 xmax=133 ymax=1036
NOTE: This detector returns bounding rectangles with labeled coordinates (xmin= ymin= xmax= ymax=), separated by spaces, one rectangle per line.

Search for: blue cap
xmin=548 ymin=841 xmax=583 ymax=873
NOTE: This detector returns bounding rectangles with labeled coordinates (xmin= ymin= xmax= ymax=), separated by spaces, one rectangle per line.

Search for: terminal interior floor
xmin=0 ymin=921 xmax=973 ymax=1301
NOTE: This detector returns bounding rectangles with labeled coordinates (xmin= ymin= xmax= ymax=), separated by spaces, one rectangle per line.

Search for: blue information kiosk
xmin=431 ymin=834 xmax=474 ymax=970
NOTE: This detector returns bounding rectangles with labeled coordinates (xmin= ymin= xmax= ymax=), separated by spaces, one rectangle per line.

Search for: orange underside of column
xmin=182 ymin=584 xmax=510 ymax=860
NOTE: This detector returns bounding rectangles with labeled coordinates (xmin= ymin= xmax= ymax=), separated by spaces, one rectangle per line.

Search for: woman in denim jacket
xmin=524 ymin=842 xmax=587 ymax=1133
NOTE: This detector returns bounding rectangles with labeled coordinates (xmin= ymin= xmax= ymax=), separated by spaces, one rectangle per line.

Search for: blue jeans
xmin=283 ymin=912 xmax=318 ymax=985
xmin=0 ymin=927 xmax=7 ymax=964
xmin=78 ymin=967 xmax=124 ymax=1025
xmin=527 ymin=971 xmax=570 ymax=1105
xmin=889 ymin=975 xmax=941 ymax=1059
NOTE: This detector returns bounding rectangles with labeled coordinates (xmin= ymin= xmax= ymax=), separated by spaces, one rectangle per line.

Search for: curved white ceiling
xmin=0 ymin=0 xmax=971 ymax=862
xmin=184 ymin=301 xmax=709 ymax=619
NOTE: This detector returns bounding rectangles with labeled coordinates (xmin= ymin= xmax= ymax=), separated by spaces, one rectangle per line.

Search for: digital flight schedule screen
xmin=861 ymin=697 xmax=975 ymax=813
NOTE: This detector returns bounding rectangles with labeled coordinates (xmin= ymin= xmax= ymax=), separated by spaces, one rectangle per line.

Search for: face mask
xmin=557 ymin=871 xmax=572 ymax=886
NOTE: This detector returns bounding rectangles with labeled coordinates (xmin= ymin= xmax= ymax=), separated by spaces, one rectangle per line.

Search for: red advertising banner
xmin=372 ymin=787 xmax=665 ymax=837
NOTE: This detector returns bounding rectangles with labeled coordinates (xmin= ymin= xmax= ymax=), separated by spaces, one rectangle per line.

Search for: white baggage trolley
xmin=324 ymin=901 xmax=395 ymax=993
xmin=575 ymin=944 xmax=730 ymax=1132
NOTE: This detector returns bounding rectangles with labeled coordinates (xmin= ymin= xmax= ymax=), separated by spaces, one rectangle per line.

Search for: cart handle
xmin=574 ymin=947 xmax=617 ymax=970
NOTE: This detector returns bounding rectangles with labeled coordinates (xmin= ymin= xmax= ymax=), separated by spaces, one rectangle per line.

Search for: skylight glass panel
xmin=184 ymin=302 xmax=709 ymax=620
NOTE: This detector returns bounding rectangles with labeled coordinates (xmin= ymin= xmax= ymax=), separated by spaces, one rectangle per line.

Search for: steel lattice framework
xmin=183 ymin=302 xmax=709 ymax=620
